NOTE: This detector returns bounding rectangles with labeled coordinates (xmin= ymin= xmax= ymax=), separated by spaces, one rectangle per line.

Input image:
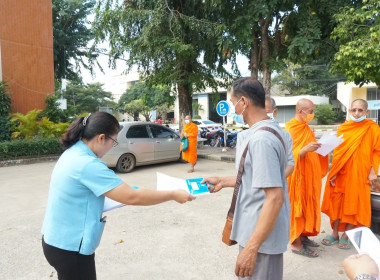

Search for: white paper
xmin=156 ymin=172 xmax=209 ymax=196
xmin=315 ymin=132 xmax=344 ymax=156
xmin=346 ymin=227 xmax=380 ymax=269
xmin=156 ymin=172 xmax=188 ymax=192
xmin=103 ymin=197 xmax=125 ymax=212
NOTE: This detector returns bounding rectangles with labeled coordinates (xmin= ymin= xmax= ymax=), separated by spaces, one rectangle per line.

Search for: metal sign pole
xmin=223 ymin=116 xmax=227 ymax=151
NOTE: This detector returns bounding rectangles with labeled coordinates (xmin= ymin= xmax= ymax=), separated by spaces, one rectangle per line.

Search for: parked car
xmin=102 ymin=122 xmax=182 ymax=173
xmin=193 ymin=119 xmax=222 ymax=131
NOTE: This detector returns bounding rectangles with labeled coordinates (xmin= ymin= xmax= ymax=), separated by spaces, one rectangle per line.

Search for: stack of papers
xmin=156 ymin=172 xmax=210 ymax=196
xmin=315 ymin=132 xmax=344 ymax=156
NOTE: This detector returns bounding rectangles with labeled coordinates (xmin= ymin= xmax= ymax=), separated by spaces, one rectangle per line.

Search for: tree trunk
xmin=261 ymin=19 xmax=271 ymax=96
xmin=250 ymin=25 xmax=259 ymax=79
xmin=177 ymin=82 xmax=192 ymax=132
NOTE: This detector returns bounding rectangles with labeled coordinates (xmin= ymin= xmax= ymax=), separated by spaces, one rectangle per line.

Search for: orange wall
xmin=0 ymin=0 xmax=54 ymax=114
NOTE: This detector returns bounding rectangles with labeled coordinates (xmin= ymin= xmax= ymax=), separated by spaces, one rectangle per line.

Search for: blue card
xmin=185 ymin=178 xmax=210 ymax=196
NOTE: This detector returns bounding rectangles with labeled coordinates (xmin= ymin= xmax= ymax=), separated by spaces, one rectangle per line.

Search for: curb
xmin=0 ymin=155 xmax=60 ymax=168
xmin=197 ymin=153 xmax=235 ymax=163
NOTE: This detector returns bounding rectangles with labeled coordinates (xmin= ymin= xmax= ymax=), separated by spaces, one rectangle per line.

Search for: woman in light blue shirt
xmin=42 ymin=112 xmax=195 ymax=280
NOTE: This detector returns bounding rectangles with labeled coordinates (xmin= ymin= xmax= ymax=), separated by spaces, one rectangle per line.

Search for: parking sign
xmin=216 ymin=101 xmax=230 ymax=117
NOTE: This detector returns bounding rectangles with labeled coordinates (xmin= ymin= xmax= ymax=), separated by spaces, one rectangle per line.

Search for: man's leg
xmin=238 ymin=252 xmax=283 ymax=280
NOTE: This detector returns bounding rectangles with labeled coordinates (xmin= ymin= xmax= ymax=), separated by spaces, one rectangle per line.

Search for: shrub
xmin=11 ymin=109 xmax=69 ymax=140
xmin=0 ymin=138 xmax=63 ymax=161
xmin=0 ymin=115 xmax=11 ymax=142
xmin=193 ymin=115 xmax=201 ymax=119
xmin=315 ymin=104 xmax=336 ymax=124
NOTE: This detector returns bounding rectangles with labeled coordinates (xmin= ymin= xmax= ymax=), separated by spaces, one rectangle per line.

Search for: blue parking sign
xmin=216 ymin=101 xmax=230 ymax=117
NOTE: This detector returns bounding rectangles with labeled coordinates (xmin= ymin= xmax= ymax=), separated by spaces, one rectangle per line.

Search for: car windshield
xmin=203 ymin=120 xmax=215 ymax=124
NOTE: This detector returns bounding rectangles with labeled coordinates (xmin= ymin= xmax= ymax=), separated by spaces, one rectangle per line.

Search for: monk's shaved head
xmin=351 ymin=99 xmax=368 ymax=110
xmin=296 ymin=98 xmax=314 ymax=111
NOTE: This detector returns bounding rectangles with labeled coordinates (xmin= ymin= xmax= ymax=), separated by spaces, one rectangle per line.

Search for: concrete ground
xmin=0 ymin=150 xmax=370 ymax=280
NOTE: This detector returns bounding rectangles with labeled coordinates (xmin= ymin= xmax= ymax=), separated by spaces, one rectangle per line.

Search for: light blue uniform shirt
xmin=42 ymin=141 xmax=123 ymax=255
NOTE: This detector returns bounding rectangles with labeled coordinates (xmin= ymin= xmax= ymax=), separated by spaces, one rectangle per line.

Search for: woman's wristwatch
xmin=354 ymin=274 xmax=377 ymax=280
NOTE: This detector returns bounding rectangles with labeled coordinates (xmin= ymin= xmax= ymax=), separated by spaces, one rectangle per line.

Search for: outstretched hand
xmin=173 ymin=190 xmax=196 ymax=204
xmin=202 ymin=177 xmax=223 ymax=193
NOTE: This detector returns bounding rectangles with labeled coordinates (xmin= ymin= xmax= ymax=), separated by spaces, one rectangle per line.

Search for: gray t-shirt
xmin=230 ymin=119 xmax=290 ymax=254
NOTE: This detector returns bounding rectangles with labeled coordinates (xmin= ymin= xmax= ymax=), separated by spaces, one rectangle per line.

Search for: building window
xmin=367 ymin=88 xmax=379 ymax=122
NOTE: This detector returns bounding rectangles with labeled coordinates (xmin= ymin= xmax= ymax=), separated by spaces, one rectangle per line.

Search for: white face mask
xmin=349 ymin=115 xmax=366 ymax=122
xmin=185 ymin=120 xmax=190 ymax=124
xmin=267 ymin=113 xmax=274 ymax=120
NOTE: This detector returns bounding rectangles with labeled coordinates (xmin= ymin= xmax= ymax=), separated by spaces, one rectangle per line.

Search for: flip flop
xmin=302 ymin=237 xmax=320 ymax=247
xmin=292 ymin=246 xmax=319 ymax=258
xmin=321 ymin=235 xmax=339 ymax=246
xmin=338 ymin=237 xmax=351 ymax=250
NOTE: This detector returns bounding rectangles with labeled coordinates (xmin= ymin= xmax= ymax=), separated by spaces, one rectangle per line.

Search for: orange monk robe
xmin=321 ymin=119 xmax=380 ymax=231
xmin=286 ymin=119 xmax=329 ymax=243
xmin=181 ymin=122 xmax=198 ymax=165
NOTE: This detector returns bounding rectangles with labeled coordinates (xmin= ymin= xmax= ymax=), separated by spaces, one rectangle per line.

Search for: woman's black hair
xmin=232 ymin=77 xmax=265 ymax=108
xmin=61 ymin=112 xmax=120 ymax=149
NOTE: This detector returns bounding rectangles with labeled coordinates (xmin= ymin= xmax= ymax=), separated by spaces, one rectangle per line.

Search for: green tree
xmin=331 ymin=0 xmax=380 ymax=86
xmin=53 ymin=0 xmax=98 ymax=82
xmin=315 ymin=104 xmax=336 ymax=124
xmin=272 ymin=61 xmax=345 ymax=97
xmin=118 ymin=82 xmax=174 ymax=121
xmin=40 ymin=94 xmax=69 ymax=123
xmin=93 ymin=0 xmax=232 ymax=128
xmin=62 ymin=82 xmax=116 ymax=115
xmin=224 ymin=0 xmax=355 ymax=94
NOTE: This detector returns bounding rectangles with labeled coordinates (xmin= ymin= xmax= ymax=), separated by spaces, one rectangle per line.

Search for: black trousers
xmin=42 ymin=237 xmax=96 ymax=280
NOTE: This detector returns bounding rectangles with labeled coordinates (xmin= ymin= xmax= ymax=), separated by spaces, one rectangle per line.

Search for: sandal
xmin=321 ymin=235 xmax=339 ymax=246
xmin=291 ymin=246 xmax=319 ymax=258
xmin=338 ymin=237 xmax=351 ymax=250
xmin=302 ymin=237 xmax=320 ymax=247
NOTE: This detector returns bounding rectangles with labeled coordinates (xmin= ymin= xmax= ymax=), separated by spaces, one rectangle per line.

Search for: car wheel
xmin=116 ymin=153 xmax=136 ymax=173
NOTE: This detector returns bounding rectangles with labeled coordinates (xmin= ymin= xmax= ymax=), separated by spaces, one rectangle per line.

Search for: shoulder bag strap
xmin=226 ymin=126 xmax=285 ymax=218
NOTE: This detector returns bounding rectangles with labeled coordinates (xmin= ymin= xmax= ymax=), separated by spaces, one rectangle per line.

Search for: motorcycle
xmin=215 ymin=129 xmax=238 ymax=149
xmin=200 ymin=127 xmax=219 ymax=147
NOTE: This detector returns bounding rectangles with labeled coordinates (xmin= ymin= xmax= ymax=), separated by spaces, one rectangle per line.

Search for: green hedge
xmin=0 ymin=138 xmax=63 ymax=161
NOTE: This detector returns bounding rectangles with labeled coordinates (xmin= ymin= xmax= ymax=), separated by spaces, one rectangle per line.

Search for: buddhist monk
xmin=285 ymin=98 xmax=329 ymax=258
xmin=181 ymin=115 xmax=198 ymax=173
xmin=321 ymin=99 xmax=380 ymax=249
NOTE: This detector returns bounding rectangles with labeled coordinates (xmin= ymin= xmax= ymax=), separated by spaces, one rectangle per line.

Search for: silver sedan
xmin=102 ymin=122 xmax=182 ymax=173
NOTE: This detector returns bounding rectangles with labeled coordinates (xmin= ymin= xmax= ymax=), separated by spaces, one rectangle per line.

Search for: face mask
xmin=185 ymin=120 xmax=190 ymax=124
xmin=349 ymin=115 xmax=366 ymax=122
xmin=267 ymin=113 xmax=274 ymax=120
xmin=302 ymin=112 xmax=314 ymax=123
xmin=233 ymin=98 xmax=246 ymax=124
xmin=231 ymin=113 xmax=245 ymax=125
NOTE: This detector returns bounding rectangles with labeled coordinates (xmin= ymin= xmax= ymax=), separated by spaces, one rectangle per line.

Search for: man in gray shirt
xmin=203 ymin=77 xmax=290 ymax=280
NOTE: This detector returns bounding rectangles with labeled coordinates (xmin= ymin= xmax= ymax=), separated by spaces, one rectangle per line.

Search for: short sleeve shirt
xmin=42 ymin=141 xmax=123 ymax=255
xmin=231 ymin=120 xmax=290 ymax=254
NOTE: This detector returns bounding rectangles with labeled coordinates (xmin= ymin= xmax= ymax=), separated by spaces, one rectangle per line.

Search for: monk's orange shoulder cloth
xmin=321 ymin=119 xmax=380 ymax=230
xmin=285 ymin=118 xmax=328 ymax=243
xmin=181 ymin=122 xmax=198 ymax=165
